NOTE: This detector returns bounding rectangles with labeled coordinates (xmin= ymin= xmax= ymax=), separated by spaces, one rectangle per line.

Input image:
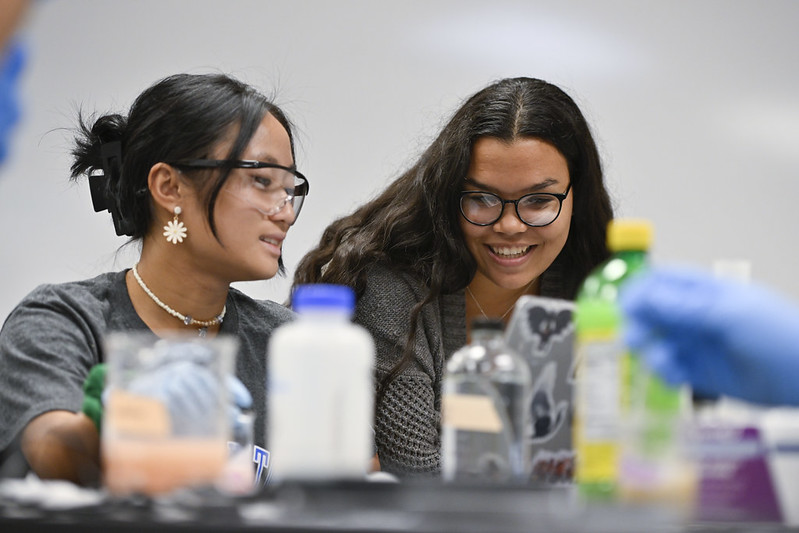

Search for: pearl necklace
xmin=466 ymin=279 xmax=536 ymax=321
xmin=131 ymin=263 xmax=226 ymax=337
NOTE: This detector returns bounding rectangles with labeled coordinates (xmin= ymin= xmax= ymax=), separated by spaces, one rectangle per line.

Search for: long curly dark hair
xmin=294 ymin=77 xmax=613 ymax=395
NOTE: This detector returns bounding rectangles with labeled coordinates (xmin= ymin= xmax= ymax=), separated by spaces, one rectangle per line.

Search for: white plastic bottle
xmin=267 ymin=284 xmax=375 ymax=482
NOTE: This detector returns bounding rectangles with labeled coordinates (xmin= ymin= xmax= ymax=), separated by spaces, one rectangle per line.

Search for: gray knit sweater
xmin=355 ymin=263 xmax=564 ymax=478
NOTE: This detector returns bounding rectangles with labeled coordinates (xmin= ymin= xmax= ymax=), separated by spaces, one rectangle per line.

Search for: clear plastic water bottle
xmin=442 ymin=317 xmax=532 ymax=483
xmin=267 ymin=284 xmax=375 ymax=482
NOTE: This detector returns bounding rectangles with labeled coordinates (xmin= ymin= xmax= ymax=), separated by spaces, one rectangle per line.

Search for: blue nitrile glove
xmin=81 ymin=363 xmax=108 ymax=433
xmin=127 ymin=341 xmax=252 ymax=437
xmin=0 ymin=40 xmax=25 ymax=167
xmin=620 ymin=266 xmax=799 ymax=407
xmin=227 ymin=374 xmax=253 ymax=444
xmin=128 ymin=359 xmax=219 ymax=436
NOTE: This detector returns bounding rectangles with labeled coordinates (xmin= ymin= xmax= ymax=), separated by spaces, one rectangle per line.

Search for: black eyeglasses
xmin=459 ymin=183 xmax=571 ymax=227
xmin=168 ymin=159 xmax=309 ymax=222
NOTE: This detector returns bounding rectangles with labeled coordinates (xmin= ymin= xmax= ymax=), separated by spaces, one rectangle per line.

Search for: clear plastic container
xmin=442 ymin=317 xmax=532 ymax=483
xmin=102 ymin=333 xmax=237 ymax=496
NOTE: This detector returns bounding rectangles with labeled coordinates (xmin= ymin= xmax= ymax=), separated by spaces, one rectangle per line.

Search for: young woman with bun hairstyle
xmin=0 ymin=73 xmax=308 ymax=484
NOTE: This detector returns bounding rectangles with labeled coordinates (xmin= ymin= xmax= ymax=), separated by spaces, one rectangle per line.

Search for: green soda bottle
xmin=573 ymin=219 xmax=685 ymax=502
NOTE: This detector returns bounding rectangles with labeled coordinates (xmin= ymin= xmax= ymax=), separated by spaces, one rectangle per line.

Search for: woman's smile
xmin=487 ymin=244 xmax=535 ymax=260
xmin=460 ymin=137 xmax=572 ymax=291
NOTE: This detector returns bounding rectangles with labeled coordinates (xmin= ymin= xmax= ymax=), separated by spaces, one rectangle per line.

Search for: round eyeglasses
xmin=169 ymin=159 xmax=309 ymax=223
xmin=459 ymin=183 xmax=571 ymax=227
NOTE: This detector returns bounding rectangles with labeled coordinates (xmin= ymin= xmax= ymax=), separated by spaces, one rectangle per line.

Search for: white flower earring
xmin=163 ymin=206 xmax=188 ymax=244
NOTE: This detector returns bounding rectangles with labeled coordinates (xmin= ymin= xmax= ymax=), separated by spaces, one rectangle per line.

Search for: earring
xmin=163 ymin=206 xmax=188 ymax=244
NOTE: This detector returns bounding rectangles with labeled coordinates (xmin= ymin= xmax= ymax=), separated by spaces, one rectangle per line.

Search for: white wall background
xmin=1 ymin=0 xmax=798 ymax=323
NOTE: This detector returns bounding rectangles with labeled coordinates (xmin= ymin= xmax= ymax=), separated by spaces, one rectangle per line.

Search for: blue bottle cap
xmin=292 ymin=284 xmax=355 ymax=313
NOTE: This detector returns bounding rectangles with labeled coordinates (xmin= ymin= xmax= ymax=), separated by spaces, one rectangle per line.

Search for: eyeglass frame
xmin=459 ymin=182 xmax=571 ymax=228
xmin=167 ymin=159 xmax=309 ymax=220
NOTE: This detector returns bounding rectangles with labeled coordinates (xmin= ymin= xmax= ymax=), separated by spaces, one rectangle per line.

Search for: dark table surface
xmin=1 ymin=478 xmax=797 ymax=533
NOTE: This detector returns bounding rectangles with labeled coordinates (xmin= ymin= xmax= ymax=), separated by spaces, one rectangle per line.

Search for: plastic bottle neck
xmin=297 ymin=308 xmax=353 ymax=321
xmin=611 ymin=248 xmax=648 ymax=257
xmin=612 ymin=248 xmax=648 ymax=274
xmin=471 ymin=329 xmax=504 ymax=344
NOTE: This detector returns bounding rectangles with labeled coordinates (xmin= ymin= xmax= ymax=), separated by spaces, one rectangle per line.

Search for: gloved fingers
xmin=128 ymin=360 xmax=219 ymax=422
xmin=654 ymin=335 xmax=746 ymax=401
xmin=624 ymin=266 xmax=799 ymax=406
xmin=146 ymin=342 xmax=213 ymax=373
xmin=81 ymin=363 xmax=108 ymax=433
xmin=227 ymin=375 xmax=253 ymax=410
xmin=0 ymin=41 xmax=25 ymax=165
xmin=164 ymin=382 xmax=204 ymax=421
xmin=226 ymin=377 xmax=253 ymax=444
xmin=166 ymin=365 xmax=220 ymax=418
xmin=228 ymin=404 xmax=240 ymax=431
xmin=82 ymin=363 xmax=108 ymax=398
xmin=81 ymin=396 xmax=103 ymax=433
xmin=620 ymin=267 xmax=722 ymax=331
xmin=635 ymin=339 xmax=691 ymax=388
xmin=1 ymin=41 xmax=26 ymax=79
xmin=622 ymin=317 xmax=655 ymax=352
xmin=128 ymin=360 xmax=191 ymax=396
xmin=229 ymin=406 xmax=254 ymax=444
xmin=160 ymin=368 xmax=220 ymax=436
xmin=624 ymin=310 xmax=712 ymax=387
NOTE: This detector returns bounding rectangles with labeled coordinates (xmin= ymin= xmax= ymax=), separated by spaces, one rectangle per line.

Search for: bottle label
xmin=576 ymin=338 xmax=624 ymax=440
xmin=441 ymin=386 xmax=525 ymax=482
xmin=442 ymin=393 xmax=502 ymax=433
xmin=574 ymin=337 xmax=627 ymax=486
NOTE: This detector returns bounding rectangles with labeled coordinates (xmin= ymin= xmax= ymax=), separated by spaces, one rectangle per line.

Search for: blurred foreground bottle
xmin=442 ymin=317 xmax=532 ymax=483
xmin=574 ymin=219 xmax=692 ymax=507
xmin=268 ymin=284 xmax=375 ymax=482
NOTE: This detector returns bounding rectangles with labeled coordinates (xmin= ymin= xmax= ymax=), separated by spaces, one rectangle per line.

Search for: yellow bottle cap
xmin=606 ymin=218 xmax=653 ymax=251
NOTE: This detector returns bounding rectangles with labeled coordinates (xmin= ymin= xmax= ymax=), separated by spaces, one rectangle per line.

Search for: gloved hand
xmin=0 ymin=40 xmax=25 ymax=167
xmin=81 ymin=363 xmax=108 ymax=433
xmin=620 ymin=266 xmax=799 ymax=407
xmin=125 ymin=342 xmax=252 ymax=437
xmin=129 ymin=358 xmax=220 ymax=436
xmin=227 ymin=374 xmax=253 ymax=445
